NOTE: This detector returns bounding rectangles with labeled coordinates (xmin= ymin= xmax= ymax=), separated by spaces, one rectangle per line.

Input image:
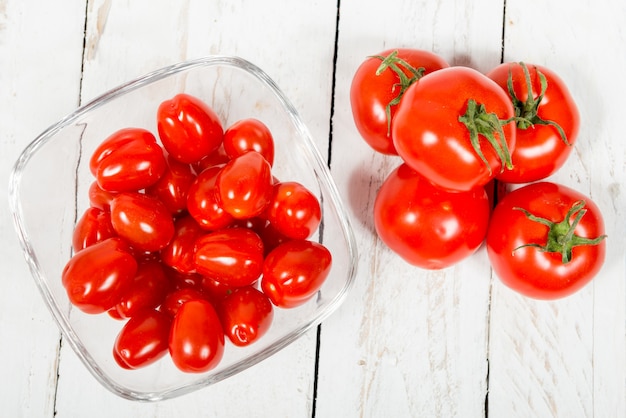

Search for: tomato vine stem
xmin=372 ymin=50 xmax=425 ymax=136
xmin=513 ymin=200 xmax=607 ymax=264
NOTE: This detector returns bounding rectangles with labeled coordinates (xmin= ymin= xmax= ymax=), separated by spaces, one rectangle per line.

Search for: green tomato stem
xmin=513 ymin=200 xmax=607 ymax=264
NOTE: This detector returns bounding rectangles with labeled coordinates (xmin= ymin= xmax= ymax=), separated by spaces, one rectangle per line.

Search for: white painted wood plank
xmin=488 ymin=1 xmax=626 ymax=417
xmin=49 ymin=0 xmax=339 ymax=416
xmin=0 ymin=1 xmax=86 ymax=417
xmin=316 ymin=1 xmax=505 ymax=416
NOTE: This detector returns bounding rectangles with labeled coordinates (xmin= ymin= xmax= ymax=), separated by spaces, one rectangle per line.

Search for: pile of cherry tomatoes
xmin=350 ymin=48 xmax=607 ymax=300
xmin=62 ymin=93 xmax=332 ymax=373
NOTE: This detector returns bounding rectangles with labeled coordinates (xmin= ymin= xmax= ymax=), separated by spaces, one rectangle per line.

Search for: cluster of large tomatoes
xmin=62 ymin=93 xmax=332 ymax=373
xmin=351 ymin=48 xmax=607 ymax=300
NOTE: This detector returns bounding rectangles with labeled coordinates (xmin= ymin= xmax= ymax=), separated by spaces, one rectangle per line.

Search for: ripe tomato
xmin=393 ymin=66 xmax=516 ymax=191
xmin=109 ymin=192 xmax=175 ymax=252
xmin=194 ymin=227 xmax=264 ymax=288
xmin=486 ymin=62 xmax=580 ymax=183
xmin=350 ymin=48 xmax=449 ymax=155
xmin=374 ymin=164 xmax=490 ymax=270
xmin=113 ymin=260 xmax=170 ymax=319
xmin=169 ymin=299 xmax=225 ymax=373
xmin=161 ymin=215 xmax=204 ymax=274
xmin=145 ymin=155 xmax=196 ymax=215
xmin=218 ymin=286 xmax=274 ymax=347
xmin=89 ymin=128 xmax=167 ymax=192
xmin=486 ymin=182 xmax=607 ymax=300
xmin=72 ymin=206 xmax=116 ymax=252
xmin=261 ymin=240 xmax=332 ymax=308
xmin=217 ymin=151 xmax=273 ymax=219
xmin=88 ymin=181 xmax=117 ymax=211
xmin=157 ymin=93 xmax=224 ymax=164
xmin=223 ymin=118 xmax=275 ymax=166
xmin=263 ymin=181 xmax=321 ymax=240
xmin=161 ymin=287 xmax=208 ymax=317
xmin=62 ymin=237 xmax=138 ymax=314
xmin=186 ymin=164 xmax=234 ymax=231
xmin=113 ymin=309 xmax=172 ymax=369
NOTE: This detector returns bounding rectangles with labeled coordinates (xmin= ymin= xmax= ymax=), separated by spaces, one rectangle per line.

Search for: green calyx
xmin=506 ymin=62 xmax=571 ymax=146
xmin=458 ymin=98 xmax=513 ymax=174
xmin=513 ymin=200 xmax=607 ymax=264
xmin=372 ymin=50 xmax=426 ymax=136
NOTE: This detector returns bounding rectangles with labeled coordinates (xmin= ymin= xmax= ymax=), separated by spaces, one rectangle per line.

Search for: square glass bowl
xmin=9 ymin=56 xmax=358 ymax=401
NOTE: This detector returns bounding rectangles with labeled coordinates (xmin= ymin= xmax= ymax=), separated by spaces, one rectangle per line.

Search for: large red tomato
xmin=392 ymin=66 xmax=516 ymax=191
xmin=350 ymin=48 xmax=449 ymax=155
xmin=374 ymin=164 xmax=490 ymax=270
xmin=486 ymin=62 xmax=580 ymax=183
xmin=486 ymin=182 xmax=607 ymax=300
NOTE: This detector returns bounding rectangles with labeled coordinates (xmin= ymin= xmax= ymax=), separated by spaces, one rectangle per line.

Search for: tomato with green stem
xmin=486 ymin=182 xmax=607 ymax=299
xmin=350 ymin=49 xmax=449 ymax=155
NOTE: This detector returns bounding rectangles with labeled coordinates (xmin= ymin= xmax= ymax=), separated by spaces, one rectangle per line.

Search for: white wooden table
xmin=2 ymin=0 xmax=625 ymax=416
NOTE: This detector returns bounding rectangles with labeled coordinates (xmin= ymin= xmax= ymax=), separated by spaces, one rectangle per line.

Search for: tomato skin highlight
xmin=350 ymin=48 xmax=449 ymax=155
xmin=393 ymin=66 xmax=516 ymax=191
xmin=113 ymin=309 xmax=172 ymax=369
xmin=62 ymin=237 xmax=138 ymax=314
xmin=157 ymin=93 xmax=224 ymax=164
xmin=261 ymin=240 xmax=332 ymax=308
xmin=486 ymin=182 xmax=606 ymax=300
xmin=374 ymin=164 xmax=490 ymax=270
xmin=168 ymin=299 xmax=225 ymax=373
xmin=487 ymin=62 xmax=580 ymax=183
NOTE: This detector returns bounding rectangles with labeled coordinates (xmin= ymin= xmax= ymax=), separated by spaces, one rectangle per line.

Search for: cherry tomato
xmin=161 ymin=215 xmax=204 ymax=274
xmin=186 ymin=165 xmax=234 ymax=231
xmin=113 ymin=260 xmax=170 ymax=319
xmin=393 ymin=66 xmax=516 ymax=191
xmin=216 ymin=151 xmax=273 ymax=219
xmin=145 ymin=155 xmax=196 ymax=215
xmin=261 ymin=240 xmax=332 ymax=308
xmin=192 ymin=145 xmax=230 ymax=174
xmin=169 ymin=299 xmax=225 ymax=373
xmin=90 ymin=128 xmax=167 ymax=192
xmin=486 ymin=182 xmax=607 ymax=299
xmin=223 ymin=118 xmax=275 ymax=166
xmin=88 ymin=181 xmax=117 ymax=211
xmin=62 ymin=237 xmax=138 ymax=314
xmin=194 ymin=228 xmax=264 ymax=288
xmin=486 ymin=62 xmax=580 ymax=183
xmin=263 ymin=181 xmax=321 ymax=240
xmin=350 ymin=49 xmax=449 ymax=155
xmin=218 ymin=286 xmax=274 ymax=347
xmin=200 ymin=275 xmax=236 ymax=302
xmin=157 ymin=93 xmax=224 ymax=164
xmin=109 ymin=192 xmax=175 ymax=252
xmin=113 ymin=309 xmax=172 ymax=369
xmin=72 ymin=207 xmax=116 ymax=252
xmin=161 ymin=287 xmax=208 ymax=317
xmin=374 ymin=164 xmax=490 ymax=270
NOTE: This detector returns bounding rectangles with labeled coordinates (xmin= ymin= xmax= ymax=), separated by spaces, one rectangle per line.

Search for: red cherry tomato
xmin=161 ymin=287 xmax=208 ymax=317
xmin=113 ymin=260 xmax=170 ymax=319
xmin=186 ymin=165 xmax=234 ymax=231
xmin=374 ymin=164 xmax=490 ymax=270
xmin=217 ymin=151 xmax=273 ymax=219
xmin=161 ymin=215 xmax=204 ymax=274
xmin=486 ymin=62 xmax=580 ymax=183
xmin=192 ymin=145 xmax=230 ymax=174
xmin=194 ymin=228 xmax=264 ymax=288
xmin=90 ymin=128 xmax=167 ymax=192
xmin=157 ymin=93 xmax=224 ymax=164
xmin=88 ymin=181 xmax=117 ymax=211
xmin=72 ymin=207 xmax=116 ymax=252
xmin=261 ymin=240 xmax=332 ymax=308
xmin=109 ymin=192 xmax=175 ymax=252
xmin=264 ymin=181 xmax=321 ymax=240
xmin=486 ymin=182 xmax=606 ymax=299
xmin=200 ymin=275 xmax=236 ymax=302
xmin=62 ymin=237 xmax=138 ymax=314
xmin=169 ymin=299 xmax=225 ymax=373
xmin=393 ymin=66 xmax=516 ymax=191
xmin=223 ymin=118 xmax=275 ymax=166
xmin=145 ymin=155 xmax=196 ymax=215
xmin=218 ymin=286 xmax=274 ymax=347
xmin=350 ymin=48 xmax=449 ymax=155
xmin=113 ymin=309 xmax=172 ymax=369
